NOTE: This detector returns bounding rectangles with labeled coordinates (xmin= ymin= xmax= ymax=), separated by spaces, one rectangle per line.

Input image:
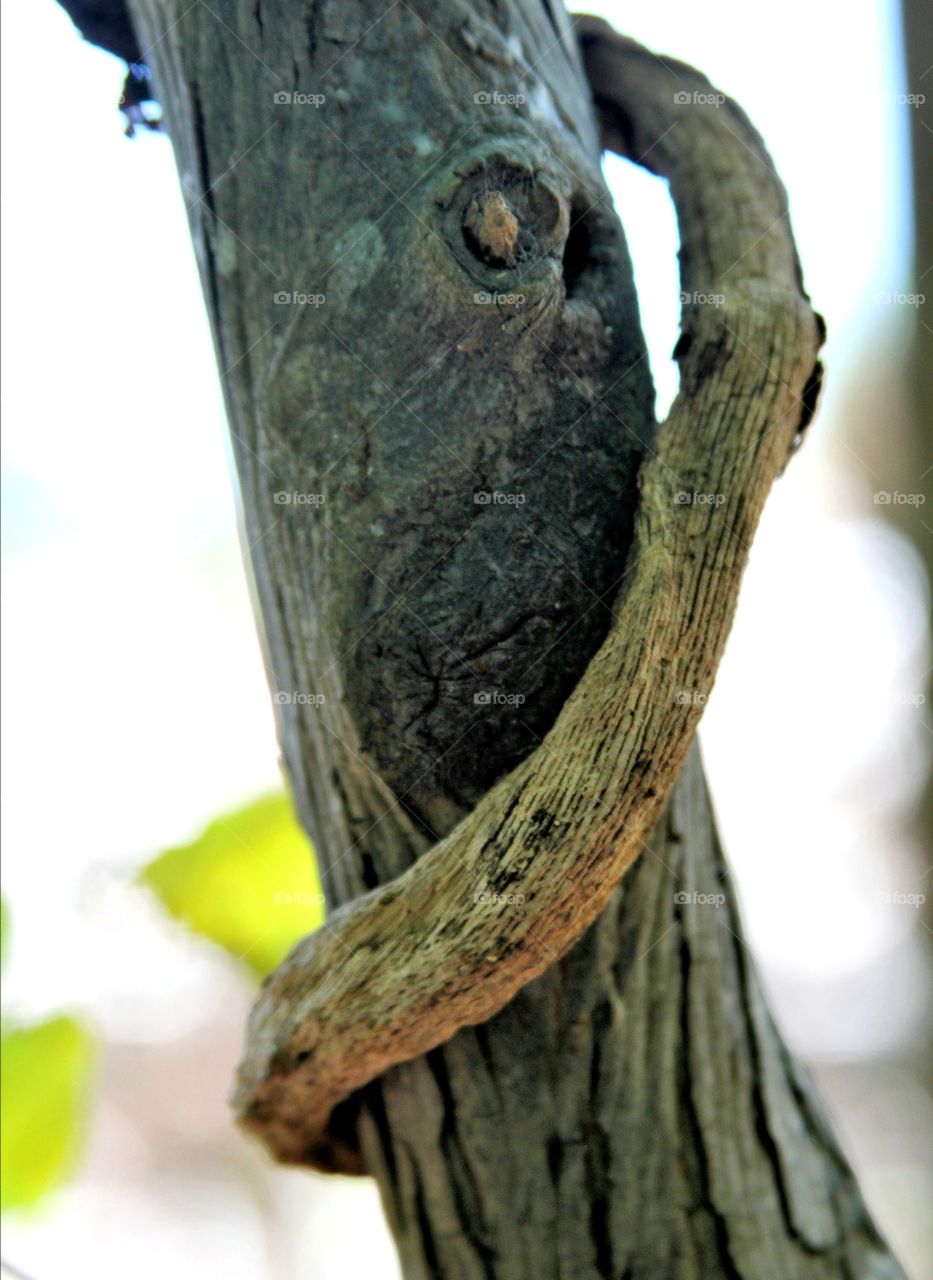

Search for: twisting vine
xmin=232 ymin=19 xmax=824 ymax=1174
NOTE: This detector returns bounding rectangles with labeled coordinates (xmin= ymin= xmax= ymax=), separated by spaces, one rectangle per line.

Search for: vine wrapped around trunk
xmin=231 ymin=19 xmax=824 ymax=1173
xmin=61 ymin=2 xmax=906 ymax=1274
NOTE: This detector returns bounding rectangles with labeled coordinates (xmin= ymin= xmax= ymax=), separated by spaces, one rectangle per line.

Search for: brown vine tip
xmin=232 ymin=993 xmax=367 ymax=1175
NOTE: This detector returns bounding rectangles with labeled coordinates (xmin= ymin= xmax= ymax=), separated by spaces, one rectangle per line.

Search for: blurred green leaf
xmin=140 ymin=793 xmax=324 ymax=978
xmin=0 ymin=1015 xmax=95 ymax=1212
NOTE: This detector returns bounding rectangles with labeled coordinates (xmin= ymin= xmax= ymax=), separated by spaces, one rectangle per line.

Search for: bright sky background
xmin=2 ymin=1 xmax=930 ymax=1277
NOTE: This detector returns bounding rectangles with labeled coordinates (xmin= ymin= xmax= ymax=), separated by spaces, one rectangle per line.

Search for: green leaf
xmin=139 ymin=793 xmax=325 ymax=978
xmin=1 ymin=1015 xmax=95 ymax=1212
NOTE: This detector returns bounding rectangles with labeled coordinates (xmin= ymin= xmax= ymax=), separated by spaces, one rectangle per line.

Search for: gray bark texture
xmin=360 ymin=744 xmax=903 ymax=1280
xmin=64 ymin=0 xmax=909 ymax=1275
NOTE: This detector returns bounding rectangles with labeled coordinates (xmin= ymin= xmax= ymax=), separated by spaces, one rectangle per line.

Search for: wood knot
xmin=461 ymin=169 xmax=569 ymax=270
xmin=463 ymin=192 xmax=521 ymax=267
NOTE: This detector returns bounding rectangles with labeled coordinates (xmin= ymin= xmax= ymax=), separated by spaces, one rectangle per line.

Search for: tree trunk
xmin=87 ymin=0 xmax=908 ymax=1274
xmin=357 ymin=743 xmax=901 ymax=1280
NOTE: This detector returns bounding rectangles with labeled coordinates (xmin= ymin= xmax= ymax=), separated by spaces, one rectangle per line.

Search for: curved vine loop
xmin=233 ymin=18 xmax=824 ymax=1175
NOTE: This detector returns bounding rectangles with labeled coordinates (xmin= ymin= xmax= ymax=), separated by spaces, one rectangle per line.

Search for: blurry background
xmin=2 ymin=0 xmax=930 ymax=1276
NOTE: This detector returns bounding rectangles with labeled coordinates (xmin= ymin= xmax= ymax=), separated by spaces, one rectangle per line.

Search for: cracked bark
xmin=64 ymin=0 xmax=912 ymax=1274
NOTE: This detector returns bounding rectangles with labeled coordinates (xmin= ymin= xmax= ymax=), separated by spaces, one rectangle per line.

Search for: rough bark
xmin=358 ymin=744 xmax=904 ymax=1280
xmin=66 ymin=0 xmax=907 ymax=1275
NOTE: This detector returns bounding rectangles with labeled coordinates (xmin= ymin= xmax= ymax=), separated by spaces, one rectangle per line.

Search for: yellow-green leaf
xmin=139 ymin=793 xmax=325 ymax=978
xmin=1 ymin=1016 xmax=95 ymax=1212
